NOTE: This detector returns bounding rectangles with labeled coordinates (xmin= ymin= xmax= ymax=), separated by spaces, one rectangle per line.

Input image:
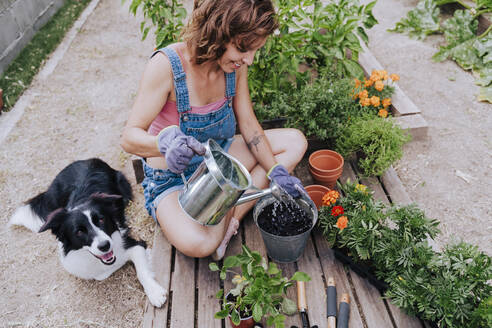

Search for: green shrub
xmin=386 ymin=242 xmax=492 ymax=327
xmin=336 ymin=114 xmax=411 ymax=176
xmin=249 ymin=0 xmax=378 ymax=105
xmin=125 ymin=0 xmax=187 ymax=49
xmin=255 ymin=71 xmax=366 ymax=141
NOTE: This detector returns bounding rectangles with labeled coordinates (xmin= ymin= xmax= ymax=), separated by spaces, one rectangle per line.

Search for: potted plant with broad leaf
xmin=209 ymin=245 xmax=311 ymax=328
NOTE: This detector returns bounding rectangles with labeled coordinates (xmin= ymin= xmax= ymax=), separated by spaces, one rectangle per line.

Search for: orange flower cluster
xmin=322 ymin=190 xmax=340 ymax=206
xmin=353 ymin=69 xmax=399 ymax=118
xmin=336 ymin=216 xmax=348 ymax=231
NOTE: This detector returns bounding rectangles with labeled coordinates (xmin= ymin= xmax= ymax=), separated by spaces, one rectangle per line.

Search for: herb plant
xmin=210 ymin=245 xmax=311 ymax=328
xmin=336 ymin=114 xmax=411 ymax=176
xmin=255 ymin=71 xmax=364 ymax=141
xmin=125 ymin=0 xmax=187 ymax=49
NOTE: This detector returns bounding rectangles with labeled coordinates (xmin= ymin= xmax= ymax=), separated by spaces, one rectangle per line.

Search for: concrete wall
xmin=0 ymin=0 xmax=65 ymax=75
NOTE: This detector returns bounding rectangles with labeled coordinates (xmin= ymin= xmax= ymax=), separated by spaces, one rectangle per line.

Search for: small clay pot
xmin=305 ymin=185 xmax=331 ymax=209
xmin=309 ymin=150 xmax=344 ymax=175
xmin=309 ymin=167 xmax=341 ymax=189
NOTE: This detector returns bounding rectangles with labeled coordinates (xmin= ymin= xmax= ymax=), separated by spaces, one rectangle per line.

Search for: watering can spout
xmin=235 ymin=182 xmax=290 ymax=206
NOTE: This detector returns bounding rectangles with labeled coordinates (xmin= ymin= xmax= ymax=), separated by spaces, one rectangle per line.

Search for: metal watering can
xmin=178 ymin=139 xmax=290 ymax=225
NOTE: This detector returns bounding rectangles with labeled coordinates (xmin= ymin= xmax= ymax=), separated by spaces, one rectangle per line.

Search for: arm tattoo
xmin=247 ymin=133 xmax=264 ymax=152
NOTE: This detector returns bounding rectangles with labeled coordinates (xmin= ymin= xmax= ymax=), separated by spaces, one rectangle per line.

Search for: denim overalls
xmin=142 ymin=47 xmax=237 ymax=220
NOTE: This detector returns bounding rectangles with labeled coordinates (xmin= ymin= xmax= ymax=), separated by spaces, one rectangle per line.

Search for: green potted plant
xmin=336 ymin=114 xmax=411 ymax=176
xmin=210 ymin=245 xmax=311 ymax=328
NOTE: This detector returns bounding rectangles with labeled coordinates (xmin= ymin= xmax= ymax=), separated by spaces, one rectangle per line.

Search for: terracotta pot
xmin=228 ymin=315 xmax=255 ymax=328
xmin=309 ymin=167 xmax=341 ymax=189
xmin=305 ymin=185 xmax=331 ymax=209
xmin=309 ymin=150 xmax=344 ymax=175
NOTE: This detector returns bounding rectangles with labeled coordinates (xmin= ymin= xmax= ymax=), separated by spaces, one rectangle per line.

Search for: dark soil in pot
xmin=257 ymin=201 xmax=312 ymax=236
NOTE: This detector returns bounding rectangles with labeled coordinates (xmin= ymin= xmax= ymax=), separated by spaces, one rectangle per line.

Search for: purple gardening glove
xmin=267 ymin=164 xmax=306 ymax=198
xmin=157 ymin=126 xmax=206 ymax=174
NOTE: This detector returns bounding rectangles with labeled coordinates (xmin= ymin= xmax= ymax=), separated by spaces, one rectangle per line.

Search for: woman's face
xmin=218 ymin=37 xmax=267 ymax=73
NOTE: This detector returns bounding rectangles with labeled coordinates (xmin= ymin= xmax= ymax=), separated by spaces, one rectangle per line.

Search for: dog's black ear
xmin=39 ymin=208 xmax=66 ymax=233
xmin=90 ymin=193 xmax=124 ymax=210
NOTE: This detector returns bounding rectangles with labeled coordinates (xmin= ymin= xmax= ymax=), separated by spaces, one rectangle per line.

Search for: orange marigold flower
xmin=390 ymin=73 xmax=400 ymax=81
xmin=322 ymin=190 xmax=340 ymax=206
xmin=331 ymin=206 xmax=344 ymax=216
xmin=370 ymin=96 xmax=380 ymax=107
xmin=360 ymin=97 xmax=371 ymax=107
xmin=378 ymin=109 xmax=388 ymax=118
xmin=364 ymin=79 xmax=374 ymax=87
xmin=354 ymin=78 xmax=361 ymax=88
xmin=382 ymin=98 xmax=391 ymax=108
xmin=336 ymin=216 xmax=348 ymax=231
xmin=374 ymin=80 xmax=384 ymax=91
xmin=358 ymin=90 xmax=368 ymax=99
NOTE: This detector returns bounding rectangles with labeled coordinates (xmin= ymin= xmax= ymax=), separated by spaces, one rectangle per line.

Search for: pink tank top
xmin=148 ymin=98 xmax=227 ymax=136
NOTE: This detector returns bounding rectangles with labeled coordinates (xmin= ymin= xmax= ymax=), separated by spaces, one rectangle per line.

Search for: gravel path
xmin=0 ymin=0 xmax=490 ymax=326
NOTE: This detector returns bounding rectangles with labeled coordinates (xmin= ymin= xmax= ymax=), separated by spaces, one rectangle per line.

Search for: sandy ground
xmin=0 ymin=0 xmax=490 ymax=327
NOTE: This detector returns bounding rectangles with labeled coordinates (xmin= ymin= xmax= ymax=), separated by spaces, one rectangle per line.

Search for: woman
xmin=121 ymin=0 xmax=307 ymax=259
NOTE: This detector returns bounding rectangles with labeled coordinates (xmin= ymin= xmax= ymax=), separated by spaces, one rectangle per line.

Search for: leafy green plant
xmin=255 ymin=70 xmax=365 ymax=140
xmin=0 ymin=0 xmax=92 ymax=111
xmin=336 ymin=114 xmax=411 ymax=176
xmin=249 ymin=0 xmax=378 ymax=106
xmin=389 ymin=0 xmax=492 ymax=102
xmin=124 ymin=0 xmax=187 ymax=49
xmin=210 ymin=245 xmax=311 ymax=327
xmin=318 ymin=181 xmax=492 ymax=327
xmin=386 ymin=242 xmax=492 ymax=327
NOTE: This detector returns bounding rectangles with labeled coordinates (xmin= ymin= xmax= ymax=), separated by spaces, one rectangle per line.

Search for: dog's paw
xmin=145 ymin=282 xmax=167 ymax=308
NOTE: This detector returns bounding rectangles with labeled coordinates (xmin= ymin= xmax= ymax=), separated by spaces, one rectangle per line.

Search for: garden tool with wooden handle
xmin=296 ymin=281 xmax=320 ymax=328
xmin=327 ymin=277 xmax=337 ymax=328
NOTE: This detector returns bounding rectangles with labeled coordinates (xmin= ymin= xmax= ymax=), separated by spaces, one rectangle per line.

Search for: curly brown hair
xmin=182 ymin=0 xmax=278 ymax=65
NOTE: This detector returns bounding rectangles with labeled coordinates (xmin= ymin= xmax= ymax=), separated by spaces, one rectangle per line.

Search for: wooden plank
xmin=349 ymin=271 xmax=394 ymax=328
xmin=352 ymin=163 xmax=390 ymax=206
xmin=276 ymin=262 xmax=302 ymax=327
xmin=380 ymin=166 xmax=412 ymax=206
xmin=393 ymin=114 xmax=428 ymax=140
xmin=386 ymin=301 xmax=424 ymax=328
xmin=143 ymin=231 xmax=172 ymax=328
xmin=313 ymin=230 xmax=365 ymax=328
xmin=358 ymin=43 xmax=421 ymax=117
xmin=295 ymin=236 xmax=327 ymax=328
xmin=340 ymin=161 xmax=358 ymax=184
xmin=170 ymin=250 xmax=195 ymax=328
xmin=197 ymin=256 xmax=221 ymax=328
xmin=243 ymin=211 xmax=268 ymax=259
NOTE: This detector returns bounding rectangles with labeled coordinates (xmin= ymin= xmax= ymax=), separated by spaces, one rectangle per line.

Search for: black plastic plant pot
xmin=260 ymin=117 xmax=288 ymax=130
xmin=333 ymin=248 xmax=388 ymax=293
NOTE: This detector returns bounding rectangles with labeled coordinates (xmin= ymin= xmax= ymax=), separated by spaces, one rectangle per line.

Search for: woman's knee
xmin=167 ymin=230 xmax=218 ymax=258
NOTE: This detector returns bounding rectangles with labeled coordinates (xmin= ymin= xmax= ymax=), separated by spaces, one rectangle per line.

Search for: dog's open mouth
xmin=93 ymin=250 xmax=116 ymax=265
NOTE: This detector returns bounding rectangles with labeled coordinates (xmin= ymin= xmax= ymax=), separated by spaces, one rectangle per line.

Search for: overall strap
xmin=157 ymin=47 xmax=191 ymax=113
xmin=225 ymin=71 xmax=236 ymax=99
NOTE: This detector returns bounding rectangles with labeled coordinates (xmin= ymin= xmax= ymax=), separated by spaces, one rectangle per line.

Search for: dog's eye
xmin=76 ymin=227 xmax=86 ymax=236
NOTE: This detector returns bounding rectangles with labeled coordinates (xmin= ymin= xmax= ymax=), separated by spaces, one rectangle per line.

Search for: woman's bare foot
xmin=212 ymin=217 xmax=240 ymax=261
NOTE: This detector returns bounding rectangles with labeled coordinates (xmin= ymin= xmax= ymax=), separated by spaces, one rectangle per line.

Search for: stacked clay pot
xmin=308 ymin=150 xmax=344 ymax=189
xmin=305 ymin=184 xmax=331 ymax=209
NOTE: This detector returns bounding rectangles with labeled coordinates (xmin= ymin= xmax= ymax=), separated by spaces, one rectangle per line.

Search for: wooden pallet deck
xmin=142 ymin=157 xmax=427 ymax=328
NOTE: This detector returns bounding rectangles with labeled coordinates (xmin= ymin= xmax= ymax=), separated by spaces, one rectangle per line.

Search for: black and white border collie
xmin=9 ymin=158 xmax=167 ymax=307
